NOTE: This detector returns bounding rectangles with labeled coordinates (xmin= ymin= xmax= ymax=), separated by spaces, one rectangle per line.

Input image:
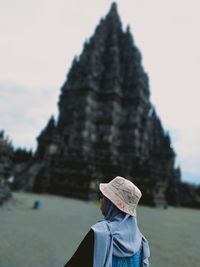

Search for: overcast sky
xmin=0 ymin=0 xmax=200 ymax=184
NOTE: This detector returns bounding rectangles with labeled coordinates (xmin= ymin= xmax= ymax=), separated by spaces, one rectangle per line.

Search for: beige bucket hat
xmin=99 ymin=176 xmax=142 ymax=216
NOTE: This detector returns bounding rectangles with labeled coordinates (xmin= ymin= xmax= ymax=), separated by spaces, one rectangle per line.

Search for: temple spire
xmin=110 ymin=2 xmax=117 ymax=11
xmin=108 ymin=2 xmax=118 ymax=17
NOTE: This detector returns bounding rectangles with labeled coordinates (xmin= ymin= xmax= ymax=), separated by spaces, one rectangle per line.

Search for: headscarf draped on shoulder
xmin=91 ymin=198 xmax=150 ymax=267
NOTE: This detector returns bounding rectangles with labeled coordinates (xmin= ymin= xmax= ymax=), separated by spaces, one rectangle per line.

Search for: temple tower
xmin=34 ymin=3 xmax=180 ymax=205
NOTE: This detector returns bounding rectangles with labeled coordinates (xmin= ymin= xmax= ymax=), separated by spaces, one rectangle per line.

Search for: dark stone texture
xmin=0 ymin=131 xmax=13 ymax=204
xmin=28 ymin=3 xmax=182 ymax=206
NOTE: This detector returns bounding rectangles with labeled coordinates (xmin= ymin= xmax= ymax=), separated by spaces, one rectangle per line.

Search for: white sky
xmin=0 ymin=0 xmax=200 ymax=184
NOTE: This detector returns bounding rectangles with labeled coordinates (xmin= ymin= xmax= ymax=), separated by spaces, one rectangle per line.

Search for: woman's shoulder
xmin=91 ymin=220 xmax=110 ymax=233
xmin=64 ymin=229 xmax=94 ymax=267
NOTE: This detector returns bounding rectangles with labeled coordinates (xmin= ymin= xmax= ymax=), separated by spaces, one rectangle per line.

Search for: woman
xmin=64 ymin=176 xmax=150 ymax=267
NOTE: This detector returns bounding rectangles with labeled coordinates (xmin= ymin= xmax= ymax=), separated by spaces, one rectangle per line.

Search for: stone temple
xmin=31 ymin=3 xmax=180 ymax=206
xmin=0 ymin=131 xmax=13 ymax=204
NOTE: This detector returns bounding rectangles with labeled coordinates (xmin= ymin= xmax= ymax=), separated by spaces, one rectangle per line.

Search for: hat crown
xmin=109 ymin=176 xmax=142 ymax=202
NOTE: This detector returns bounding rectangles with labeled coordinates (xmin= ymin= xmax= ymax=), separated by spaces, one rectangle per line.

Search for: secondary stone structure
xmin=0 ymin=131 xmax=13 ymax=204
xmin=32 ymin=3 xmax=180 ymax=206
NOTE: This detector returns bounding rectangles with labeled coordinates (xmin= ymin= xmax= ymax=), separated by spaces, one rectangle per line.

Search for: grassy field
xmin=0 ymin=192 xmax=200 ymax=267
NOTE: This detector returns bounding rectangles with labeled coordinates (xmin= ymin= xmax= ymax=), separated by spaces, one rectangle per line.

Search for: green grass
xmin=137 ymin=206 xmax=200 ymax=266
xmin=0 ymin=192 xmax=199 ymax=267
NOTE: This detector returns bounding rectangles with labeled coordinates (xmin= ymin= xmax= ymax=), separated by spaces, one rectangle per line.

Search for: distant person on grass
xmin=64 ymin=176 xmax=150 ymax=267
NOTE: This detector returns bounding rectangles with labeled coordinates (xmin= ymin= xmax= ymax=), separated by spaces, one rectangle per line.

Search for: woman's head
xmin=99 ymin=176 xmax=142 ymax=216
xmin=99 ymin=196 xmax=125 ymax=220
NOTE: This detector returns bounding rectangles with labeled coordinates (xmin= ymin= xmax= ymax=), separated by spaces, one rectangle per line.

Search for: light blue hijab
xmin=91 ymin=197 xmax=150 ymax=267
